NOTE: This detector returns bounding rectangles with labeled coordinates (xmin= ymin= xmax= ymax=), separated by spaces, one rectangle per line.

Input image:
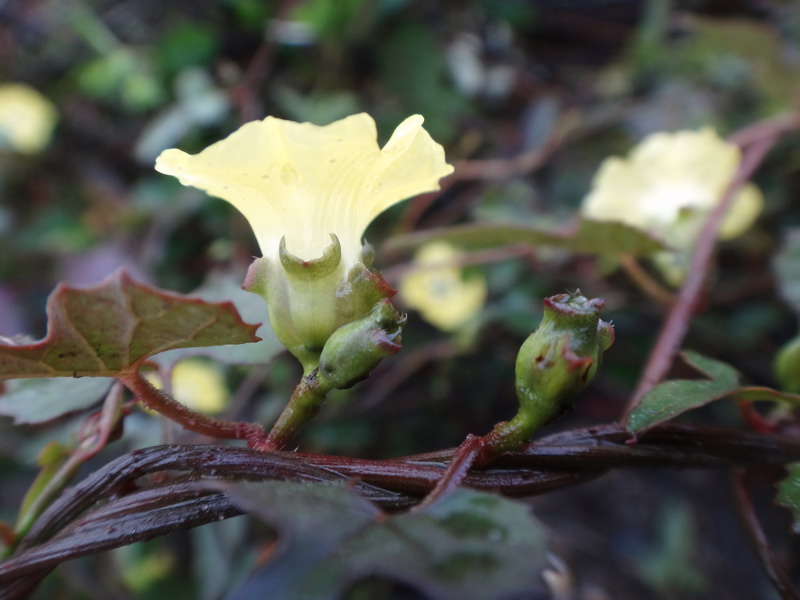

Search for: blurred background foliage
xmin=1 ymin=0 xmax=800 ymax=598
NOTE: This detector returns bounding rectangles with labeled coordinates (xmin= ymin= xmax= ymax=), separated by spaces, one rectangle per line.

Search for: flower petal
xmin=400 ymin=242 xmax=486 ymax=331
xmin=155 ymin=113 xmax=453 ymax=268
xmin=720 ymin=183 xmax=763 ymax=239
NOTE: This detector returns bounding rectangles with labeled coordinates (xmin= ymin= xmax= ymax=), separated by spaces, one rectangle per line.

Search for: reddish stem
xmin=623 ymin=132 xmax=784 ymax=420
xmin=119 ymin=371 xmax=269 ymax=449
xmin=414 ymin=434 xmax=487 ymax=510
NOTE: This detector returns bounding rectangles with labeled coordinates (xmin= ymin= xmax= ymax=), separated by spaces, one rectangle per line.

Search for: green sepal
xmin=244 ymin=238 xmax=397 ymax=374
xmin=318 ymin=299 xmax=405 ymax=390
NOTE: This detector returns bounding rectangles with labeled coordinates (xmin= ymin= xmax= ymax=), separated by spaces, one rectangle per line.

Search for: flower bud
xmin=317 ymin=299 xmax=405 ymax=390
xmin=516 ymin=292 xmax=613 ymax=421
xmin=484 ymin=291 xmax=613 ymax=455
xmin=775 ymin=333 xmax=800 ymax=394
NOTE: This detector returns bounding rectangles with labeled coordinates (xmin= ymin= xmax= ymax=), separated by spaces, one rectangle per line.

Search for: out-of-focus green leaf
xmin=223 ymin=481 xmax=549 ymax=600
xmin=773 ymin=229 xmax=800 ymax=316
xmin=77 ymin=48 xmax=163 ymax=111
xmin=0 ymin=377 xmax=114 ymax=424
xmin=777 ymin=462 xmax=800 ymax=534
xmin=153 ymin=272 xmax=282 ymax=367
xmin=378 ymin=23 xmax=471 ymax=142
xmin=292 ymin=0 xmax=368 ymax=39
xmin=0 ymin=270 xmax=260 ymax=380
xmin=627 ymin=351 xmax=800 ymax=433
xmin=637 ymin=502 xmax=708 ymax=594
xmin=135 ymin=69 xmax=230 ymax=163
xmin=684 ymin=17 xmax=800 ymax=114
xmin=387 ymin=219 xmax=667 ymax=256
xmin=272 ymin=87 xmax=360 ymax=125
xmin=156 ymin=23 xmax=219 ymax=74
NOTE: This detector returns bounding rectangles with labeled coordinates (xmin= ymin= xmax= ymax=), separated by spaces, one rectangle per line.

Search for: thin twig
xmin=618 ymin=254 xmax=675 ymax=307
xmin=733 ymin=470 xmax=800 ymax=600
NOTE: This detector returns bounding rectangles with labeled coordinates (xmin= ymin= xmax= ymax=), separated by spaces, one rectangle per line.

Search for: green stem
xmin=263 ymin=371 xmax=331 ymax=450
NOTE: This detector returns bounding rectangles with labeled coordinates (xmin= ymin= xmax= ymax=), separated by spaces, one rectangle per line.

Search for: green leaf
xmin=153 ymin=272 xmax=283 ymax=367
xmin=0 ymin=377 xmax=114 ymax=424
xmin=773 ymin=229 xmax=800 ymax=316
xmin=777 ymin=462 xmax=800 ymax=534
xmin=387 ymin=219 xmax=666 ymax=257
xmin=222 ymin=481 xmax=549 ymax=600
xmin=0 ymin=269 xmax=260 ymax=380
xmin=627 ymin=351 xmax=800 ymax=433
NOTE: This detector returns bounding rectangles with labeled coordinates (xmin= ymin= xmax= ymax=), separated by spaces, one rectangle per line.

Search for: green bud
xmin=317 ymin=299 xmax=405 ymax=390
xmin=485 ymin=291 xmax=613 ymax=455
xmin=775 ymin=333 xmax=800 ymax=394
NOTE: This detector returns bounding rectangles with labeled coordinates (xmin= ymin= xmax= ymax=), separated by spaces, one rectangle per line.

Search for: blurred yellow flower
xmin=400 ymin=242 xmax=487 ymax=331
xmin=581 ymin=128 xmax=763 ymax=284
xmin=144 ymin=359 xmax=229 ymax=415
xmin=0 ymin=84 xmax=57 ymax=154
xmin=155 ymin=113 xmax=453 ymax=272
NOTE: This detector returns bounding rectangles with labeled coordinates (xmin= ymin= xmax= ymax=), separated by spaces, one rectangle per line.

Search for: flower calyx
xmin=317 ymin=299 xmax=406 ymax=390
xmin=244 ymin=237 xmax=397 ymax=373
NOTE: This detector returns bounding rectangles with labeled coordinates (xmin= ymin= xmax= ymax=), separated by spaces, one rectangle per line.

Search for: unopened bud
xmin=516 ymin=292 xmax=613 ymax=423
xmin=317 ymin=299 xmax=405 ymax=390
xmin=484 ymin=291 xmax=613 ymax=455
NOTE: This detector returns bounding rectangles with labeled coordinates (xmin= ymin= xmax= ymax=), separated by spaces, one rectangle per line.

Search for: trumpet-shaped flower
xmin=581 ymin=128 xmax=763 ymax=285
xmin=0 ymin=84 xmax=57 ymax=155
xmin=400 ymin=242 xmax=487 ymax=332
xmin=156 ymin=113 xmax=453 ymax=368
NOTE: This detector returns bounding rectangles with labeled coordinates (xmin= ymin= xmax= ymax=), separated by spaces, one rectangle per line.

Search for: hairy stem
xmin=263 ymin=371 xmax=330 ymax=450
xmin=119 ymin=371 xmax=269 ymax=448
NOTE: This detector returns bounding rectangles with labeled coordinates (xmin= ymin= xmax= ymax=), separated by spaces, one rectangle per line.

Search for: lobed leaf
xmin=151 ymin=272 xmax=283 ymax=367
xmin=0 ymin=269 xmax=260 ymax=380
xmin=223 ymin=480 xmax=549 ymax=600
xmin=627 ymin=351 xmax=800 ymax=433
xmin=386 ymin=218 xmax=667 ymax=256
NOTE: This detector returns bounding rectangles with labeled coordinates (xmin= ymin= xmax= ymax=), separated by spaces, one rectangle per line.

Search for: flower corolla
xmin=156 ymin=113 xmax=452 ymax=367
xmin=581 ymin=128 xmax=762 ymax=284
xmin=400 ymin=242 xmax=487 ymax=332
xmin=0 ymin=84 xmax=57 ymax=154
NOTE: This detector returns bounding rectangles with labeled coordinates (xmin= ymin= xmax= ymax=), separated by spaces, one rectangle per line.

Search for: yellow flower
xmin=400 ymin=242 xmax=487 ymax=331
xmin=144 ymin=359 xmax=229 ymax=415
xmin=155 ymin=113 xmax=453 ymax=368
xmin=581 ymin=128 xmax=763 ymax=284
xmin=0 ymin=84 xmax=57 ymax=154
xmin=156 ymin=113 xmax=452 ymax=271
